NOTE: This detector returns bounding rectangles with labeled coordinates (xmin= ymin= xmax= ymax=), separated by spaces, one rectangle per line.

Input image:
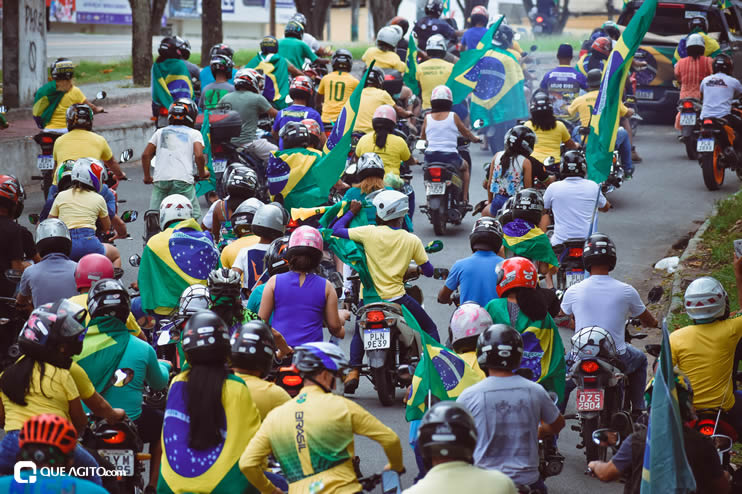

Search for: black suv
xmin=618 ymin=0 xmax=742 ymax=118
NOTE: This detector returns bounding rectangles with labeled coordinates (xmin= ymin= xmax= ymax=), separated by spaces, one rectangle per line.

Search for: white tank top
xmin=425 ymin=112 xmax=459 ymax=153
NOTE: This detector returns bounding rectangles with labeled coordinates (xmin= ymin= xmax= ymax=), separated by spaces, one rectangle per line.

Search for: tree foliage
xmin=294 ymin=0 xmax=333 ymax=39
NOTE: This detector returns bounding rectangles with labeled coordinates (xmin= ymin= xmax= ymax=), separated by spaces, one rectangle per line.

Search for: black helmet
xmin=260 ymin=36 xmax=279 ymax=54
xmin=512 ymin=188 xmax=544 ymax=225
xmin=469 ymin=217 xmax=503 ymax=253
xmin=587 ymin=68 xmax=602 ymax=89
xmin=582 ymin=233 xmax=617 ymax=272
xmin=279 ymin=121 xmax=310 ymax=149
xmin=493 ymin=24 xmax=515 ymax=48
xmin=20 ymin=299 xmax=87 ymax=368
xmin=175 ymin=37 xmax=192 ymax=59
xmin=210 ymin=55 xmax=234 ymax=77
xmin=417 ymin=401 xmax=478 ymax=468
xmin=264 ymin=236 xmax=291 ymax=276
xmin=530 ymin=91 xmax=553 ymax=114
xmin=332 ymin=49 xmax=353 ymax=72
xmin=425 ymin=0 xmax=444 ymax=17
xmin=688 ymin=16 xmax=708 ymax=34
xmin=158 ymin=37 xmax=181 ymax=59
xmin=181 ymin=310 xmax=231 ymax=364
xmin=207 ymin=268 xmax=241 ymax=300
xmin=496 ymin=196 xmax=515 ymax=225
xmin=477 ymin=324 xmax=523 ymax=372
xmin=226 ymin=167 xmax=259 ymax=200
xmin=87 ymin=279 xmax=131 ymax=323
xmin=713 ymin=54 xmax=733 ymax=75
xmin=66 ymin=104 xmax=93 ymax=131
xmin=559 ymin=150 xmax=588 ymax=178
xmin=168 ymin=98 xmax=198 ymax=127
xmin=230 ymin=320 xmax=276 ymax=378
xmin=209 ymin=43 xmax=235 ymax=60
xmin=365 ymin=67 xmax=385 ymax=89
xmin=285 ymin=20 xmax=304 ymax=39
xmin=504 ymin=125 xmax=536 ymax=157
xmin=50 ymin=58 xmax=75 ymax=81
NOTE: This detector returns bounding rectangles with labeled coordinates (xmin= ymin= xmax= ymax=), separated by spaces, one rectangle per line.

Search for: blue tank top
xmin=272 ymin=271 xmax=327 ymax=346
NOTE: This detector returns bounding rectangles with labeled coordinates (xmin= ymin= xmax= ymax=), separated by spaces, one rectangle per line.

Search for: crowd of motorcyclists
xmin=2 ymin=0 xmax=742 ymax=493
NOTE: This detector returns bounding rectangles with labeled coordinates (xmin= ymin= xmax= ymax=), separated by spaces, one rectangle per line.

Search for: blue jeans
xmin=0 ymin=430 xmax=102 ymax=485
xmin=69 ymin=227 xmax=105 ymax=261
xmin=489 ymin=193 xmax=510 ymax=216
xmin=571 ymin=126 xmax=633 ymax=173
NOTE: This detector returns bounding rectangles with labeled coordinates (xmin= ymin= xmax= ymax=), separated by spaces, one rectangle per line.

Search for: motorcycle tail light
xmin=366 ymin=310 xmax=386 ymax=329
xmin=581 ymin=360 xmax=599 ymax=373
xmin=698 ymin=421 xmax=715 ymax=436
xmin=159 ymin=106 xmax=169 ymax=116
xmin=568 ymin=248 xmax=583 ymax=257
xmin=429 ymin=167 xmax=442 ymax=182
xmin=703 ymin=119 xmax=713 ymax=125
xmin=102 ymin=430 xmax=126 ymax=445
xmin=536 ymin=15 xmax=544 ymax=23
xmin=583 ymin=376 xmax=597 ymax=384
xmin=212 ymin=143 xmax=224 ymax=154
xmin=682 ymin=101 xmax=693 ymax=109
xmin=41 ymin=136 xmax=54 ymax=144
xmin=282 ymin=375 xmax=303 ymax=387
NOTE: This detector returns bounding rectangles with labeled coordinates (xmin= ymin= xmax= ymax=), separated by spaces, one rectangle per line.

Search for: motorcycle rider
xmin=420 ymin=85 xmax=482 ymax=204
xmin=246 ymin=235 xmax=289 ymax=315
xmin=540 ymin=44 xmax=587 ymax=120
xmin=355 ymin=106 xmax=415 ymax=176
xmin=240 ymin=342 xmax=404 ymax=492
xmin=174 ymin=37 xmax=201 ymax=95
xmin=198 ymin=54 xmax=234 ymax=110
xmin=362 ymin=25 xmax=407 ymax=72
xmin=33 ymin=58 xmax=104 ymax=131
xmin=524 ymin=91 xmax=578 ymax=165
xmin=674 ymin=34 xmax=712 ymax=132
xmin=272 ymin=76 xmax=324 ymax=149
xmin=279 ymin=20 xmax=321 ymax=70
xmin=414 ymin=0 xmax=458 ymax=53
xmin=209 ymin=167 xmax=260 ymax=247
xmin=317 ymin=49 xmax=360 ymax=129
xmin=670 ymin=256 xmax=742 ymax=437
xmin=675 ymin=15 xmax=721 ymax=61
xmin=233 ymin=203 xmax=287 ymax=293
xmin=354 ymin=67 xmax=412 ymax=133
xmin=220 ymin=197 xmax=265 ymax=269
xmin=290 ymin=12 xmax=332 ymax=58
xmin=151 ymin=38 xmax=194 ymax=117
xmin=576 ymin=36 xmax=611 ymax=77
xmin=417 ymin=35 xmax=454 ymax=111
xmin=699 ymin=54 xmax=742 ymax=162
xmin=207 ymin=267 xmax=248 ymax=333
xmin=447 ymin=303 xmax=492 ymax=373
xmin=438 ymin=218 xmax=504 ymax=307
xmin=0 ymin=176 xmax=31 ymax=297
xmin=141 ymin=98 xmax=208 ymax=219
xmin=301 ymin=118 xmax=326 ymax=151
xmin=561 ymin=233 xmax=659 ymax=415
xmin=406 ymin=401 xmax=517 ymax=494
xmin=78 ymin=279 xmax=171 ymax=492
xmin=461 ymin=5 xmax=490 ymax=51
xmin=246 ymin=36 xmax=303 ymax=110
xmin=457 ymin=324 xmax=565 ymax=493
xmin=199 ymin=43 xmax=237 ymax=89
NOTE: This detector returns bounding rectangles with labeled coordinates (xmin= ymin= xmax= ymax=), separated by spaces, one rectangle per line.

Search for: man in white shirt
xmin=561 ymin=233 xmax=658 ymax=416
xmin=700 ymin=54 xmax=742 ymax=160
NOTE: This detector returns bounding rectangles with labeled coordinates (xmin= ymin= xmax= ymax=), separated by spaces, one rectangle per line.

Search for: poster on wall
xmin=50 ymin=0 xmax=76 ymax=22
xmin=170 ymin=0 xmax=295 ymax=22
xmin=75 ymin=0 xmax=133 ymax=24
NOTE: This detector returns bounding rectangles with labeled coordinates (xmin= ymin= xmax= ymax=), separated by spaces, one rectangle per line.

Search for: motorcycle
xmin=601 ymin=151 xmax=625 ymax=195
xmin=678 ymin=98 xmax=702 ymax=160
xmin=695 ymin=102 xmax=742 ymax=190
xmin=555 ymin=239 xmax=587 ymax=296
xmin=0 ymin=270 xmax=24 ymax=371
xmin=354 ymin=456 xmax=402 ymax=493
xmin=418 ymin=139 xmax=470 ymax=235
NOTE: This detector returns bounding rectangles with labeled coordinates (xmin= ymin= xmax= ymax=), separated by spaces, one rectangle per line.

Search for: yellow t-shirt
xmin=50 ymin=188 xmax=108 ymax=230
xmin=670 ymin=317 xmax=742 ymax=411
xmin=317 ymin=71 xmax=360 ymax=124
xmin=52 ymin=129 xmax=113 ymax=185
xmin=353 ymin=88 xmax=396 ymax=134
xmin=361 ymin=47 xmax=407 ymax=73
xmin=68 ymin=293 xmax=142 ymax=337
xmin=524 ymin=120 xmax=571 ymax=163
xmin=46 ymin=86 xmax=86 ymax=130
xmin=69 ymin=362 xmax=96 ymax=400
xmin=567 ymin=90 xmax=629 ymax=128
xmin=348 ymin=225 xmax=428 ymax=300
xmin=416 ymin=58 xmax=454 ymax=110
xmin=1 ymin=361 xmax=80 ymax=431
xmin=221 ymin=235 xmax=260 ymax=269
xmin=355 ymin=132 xmax=411 ymax=176
xmin=235 ymin=372 xmax=291 ymax=421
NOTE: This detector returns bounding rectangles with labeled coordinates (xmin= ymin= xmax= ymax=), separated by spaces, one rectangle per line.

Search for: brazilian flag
xmin=502 ymin=219 xmax=559 ymax=268
xmin=74 ymin=317 xmax=131 ymax=392
xmin=246 ymin=53 xmax=290 ymax=110
xmin=468 ymin=46 xmax=529 ymax=127
xmin=151 ymin=58 xmax=193 ymax=109
xmin=32 ymin=81 xmax=65 ymax=129
xmin=403 ymin=33 xmax=420 ymax=96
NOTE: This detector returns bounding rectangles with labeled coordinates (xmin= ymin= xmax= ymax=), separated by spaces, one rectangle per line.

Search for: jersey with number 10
xmin=317 ymin=71 xmax=359 ymax=125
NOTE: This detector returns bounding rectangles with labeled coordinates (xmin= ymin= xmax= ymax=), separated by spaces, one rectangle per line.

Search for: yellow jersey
xmin=235 ymin=372 xmax=291 ymax=420
xmin=523 ymin=120 xmax=571 ymax=163
xmin=568 ymin=90 xmax=629 ymax=128
xmin=361 ymin=47 xmax=407 ymax=73
xmin=46 ymin=86 xmax=86 ymax=130
xmin=353 ymin=87 xmax=396 ymax=134
xmin=355 ymin=132 xmax=410 ymax=176
xmin=416 ymin=58 xmax=454 ymax=110
xmin=52 ymin=129 xmax=113 ymax=184
xmin=220 ymin=235 xmax=260 ymax=269
xmin=50 ymin=188 xmax=108 ymax=230
xmin=317 ymin=71 xmax=359 ymax=124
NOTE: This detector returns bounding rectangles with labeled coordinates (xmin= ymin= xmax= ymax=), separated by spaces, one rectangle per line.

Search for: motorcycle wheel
xmin=701 ymin=148 xmax=725 ymax=191
xmin=581 ymin=416 xmax=607 ymax=463
xmin=373 ymin=346 xmax=397 ymax=407
xmin=430 ymin=204 xmax=447 ymax=236
xmin=684 ymin=139 xmax=697 ymax=160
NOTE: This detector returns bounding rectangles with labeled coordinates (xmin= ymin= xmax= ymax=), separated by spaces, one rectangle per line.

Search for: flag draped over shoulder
xmin=74 ymin=317 xmax=131 ymax=392
xmin=267 ymin=148 xmax=323 ymax=202
xmin=469 ymin=46 xmax=529 ymax=127
xmin=32 ymin=81 xmax=65 ymax=129
xmin=152 ymin=59 xmax=193 ymax=109
xmin=196 ymin=110 xmax=216 ymax=197
xmin=405 ymin=318 xmax=484 ymax=421
xmin=502 ymin=219 xmax=559 ymax=268
xmin=280 ymin=64 xmax=372 ymax=211
xmin=640 ymin=322 xmax=696 ymax=494
xmin=446 ymin=17 xmax=503 ymax=104
xmin=403 ymin=34 xmax=420 ymax=96
xmin=138 ymin=219 xmax=219 ymax=312
xmin=246 ymin=53 xmax=290 ymax=110
xmin=586 ymin=0 xmax=657 ymax=183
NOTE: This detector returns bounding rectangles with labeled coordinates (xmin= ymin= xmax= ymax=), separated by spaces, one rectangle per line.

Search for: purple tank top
xmin=272 ymin=271 xmax=327 ymax=346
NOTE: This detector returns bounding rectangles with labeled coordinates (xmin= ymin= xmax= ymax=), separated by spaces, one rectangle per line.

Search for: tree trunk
xmin=150 ymin=0 xmax=168 ymax=38
xmin=129 ymin=0 xmax=152 ymax=86
xmin=294 ymin=0 xmax=331 ymax=39
xmin=201 ymin=0 xmax=223 ymax=66
xmin=369 ymin=0 xmax=400 ymax=34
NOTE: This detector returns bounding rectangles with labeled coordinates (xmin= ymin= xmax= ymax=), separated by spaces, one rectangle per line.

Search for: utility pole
xmin=351 ymin=0 xmax=359 ymax=42
xmin=270 ymin=0 xmax=276 ymax=36
xmin=3 ymin=0 xmax=47 ymax=108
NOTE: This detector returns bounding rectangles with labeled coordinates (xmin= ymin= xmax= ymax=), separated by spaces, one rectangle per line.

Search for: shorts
xmin=134 ymin=403 xmax=164 ymax=444
xmin=69 ymin=227 xmax=105 ymax=261
xmin=424 ymin=151 xmax=463 ymax=169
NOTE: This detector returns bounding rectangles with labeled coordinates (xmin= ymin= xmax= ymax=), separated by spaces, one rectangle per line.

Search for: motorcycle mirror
xmin=472 ymin=119 xmax=485 ymax=130
xmin=119 ymin=148 xmax=134 ymax=163
xmin=530 ymin=44 xmax=538 ymax=52
xmin=285 ymin=94 xmax=293 ymax=105
xmin=110 ymin=368 xmax=135 ymax=388
xmin=345 ymin=163 xmax=358 ymax=176
xmin=415 ymin=139 xmax=427 ymax=151
xmin=157 ymin=329 xmax=173 ymax=346
xmin=647 ymin=286 xmax=664 ymax=304
xmin=27 ymin=213 xmax=40 ymax=226
xmin=120 ymin=210 xmax=139 ymax=223
xmin=113 ymin=267 xmax=124 ymax=280
xmin=95 ymin=91 xmax=107 ymax=100
xmin=425 ymin=240 xmax=443 ymax=253
xmin=592 ymin=428 xmax=621 ymax=448
xmin=3 ymin=269 xmax=23 ymax=284
xmin=128 ymin=254 xmax=141 ymax=267
xmin=711 ymin=434 xmax=733 ymax=454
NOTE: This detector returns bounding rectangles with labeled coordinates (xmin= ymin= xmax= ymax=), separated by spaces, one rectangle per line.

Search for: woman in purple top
xmin=258 ymin=225 xmax=346 ymax=347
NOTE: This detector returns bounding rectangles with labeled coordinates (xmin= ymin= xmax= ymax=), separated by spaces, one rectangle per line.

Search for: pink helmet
xmin=449 ymin=302 xmax=492 ymax=352
xmin=287 ymin=225 xmax=324 ymax=268
xmin=75 ymin=253 xmax=114 ymax=290
xmin=373 ymin=104 xmax=397 ymax=124
xmin=431 ymin=85 xmax=453 ymax=103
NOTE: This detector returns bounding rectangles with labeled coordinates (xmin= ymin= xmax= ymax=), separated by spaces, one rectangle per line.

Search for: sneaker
xmin=631 ymin=147 xmax=643 ymax=163
xmin=343 ymin=368 xmax=361 ymax=394
xmin=624 ymin=169 xmax=633 ymax=180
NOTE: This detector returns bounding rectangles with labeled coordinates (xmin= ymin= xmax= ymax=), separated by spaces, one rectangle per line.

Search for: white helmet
xmin=372 ymin=189 xmax=409 ymax=221
xmin=431 ymin=85 xmax=453 ymax=103
xmin=426 ymin=34 xmax=448 ymax=53
xmin=177 ymin=284 xmax=211 ymax=318
xmin=71 ymin=157 xmax=106 ymax=193
xmin=686 ymin=33 xmax=705 ymax=49
xmin=159 ymin=194 xmax=194 ymax=230
xmin=571 ymin=326 xmax=617 ymax=361
xmin=449 ymin=303 xmax=492 ymax=352
xmin=684 ymin=276 xmax=728 ymax=322
xmin=36 ymin=218 xmax=71 ymax=243
xmin=377 ymin=25 xmax=403 ymax=47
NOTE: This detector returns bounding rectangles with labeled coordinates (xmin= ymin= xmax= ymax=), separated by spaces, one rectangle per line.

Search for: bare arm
xmin=194 ymin=142 xmax=207 ymax=177
xmin=453 ymin=113 xmax=481 ymax=143
xmin=288 ymin=63 xmax=303 ymax=77
xmin=141 ymin=143 xmax=156 ymax=184
xmin=565 ymin=139 xmax=579 ymax=150
xmin=68 ymin=398 xmax=88 ymax=437
xmin=258 ymin=277 xmax=276 ymax=323
xmin=324 ymin=281 xmax=345 ymax=339
xmin=437 ymin=285 xmax=453 ymax=304
xmin=83 ymin=392 xmax=125 ymax=423
xmin=599 ymin=200 xmax=612 ymax=212
xmin=267 ymin=107 xmax=278 ymax=118
xmin=539 ymin=414 xmax=565 ymax=437
xmin=420 ymin=118 xmax=427 ymax=141
xmin=638 ymin=309 xmax=658 ymax=328
xmin=394 ymin=104 xmax=412 ymax=119
xmin=104 ymin=157 xmax=126 ymax=179
xmin=98 ymin=215 xmax=111 ymax=233
xmin=523 ymin=159 xmax=533 ymax=188
xmin=111 ymin=215 xmax=127 ymax=238
xmin=15 ymin=293 xmax=33 ymax=313
xmin=588 ymin=460 xmax=622 ymax=482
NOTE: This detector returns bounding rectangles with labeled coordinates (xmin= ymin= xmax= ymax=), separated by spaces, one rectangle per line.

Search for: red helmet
xmin=290 ymin=75 xmax=314 ymax=98
xmin=301 ymin=119 xmax=322 ymax=148
xmin=495 ymin=257 xmax=538 ymax=297
xmin=19 ymin=413 xmax=78 ymax=455
xmin=75 ymin=253 xmax=114 ymax=291
xmin=591 ymin=37 xmax=612 ymax=57
xmin=0 ymin=175 xmax=21 ymax=209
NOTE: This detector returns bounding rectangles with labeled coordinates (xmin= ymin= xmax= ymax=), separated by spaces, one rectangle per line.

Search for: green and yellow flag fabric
xmin=196 ymin=110 xmax=216 ymax=197
xmin=485 ymin=298 xmax=566 ymax=402
xmin=32 ymin=81 xmax=65 ymax=129
xmin=246 ymin=53 xmax=290 ymax=110
xmin=586 ymin=0 xmax=658 ymax=183
xmin=151 ymin=59 xmax=193 ymax=109
xmin=267 ymin=148 xmax=323 ymax=202
xmin=469 ymin=45 xmax=529 ymax=127
xmin=502 ymin=219 xmax=559 ymax=268
xmin=446 ymin=17 xmax=503 ymax=104
xmin=138 ymin=219 xmax=219 ymax=313
xmin=403 ymin=34 xmax=420 ymax=96
xmin=74 ymin=317 xmax=130 ymax=391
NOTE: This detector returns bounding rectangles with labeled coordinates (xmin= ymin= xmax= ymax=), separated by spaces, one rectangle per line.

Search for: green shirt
xmin=278 ymin=37 xmax=317 ymax=69
xmin=218 ymin=90 xmax=273 ymax=145
xmin=199 ymin=81 xmax=234 ymax=110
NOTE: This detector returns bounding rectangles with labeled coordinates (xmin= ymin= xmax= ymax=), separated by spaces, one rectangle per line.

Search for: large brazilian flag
xmin=246 ymin=53 xmax=291 ymax=110
xmin=151 ymin=58 xmax=193 ymax=109
xmin=502 ymin=218 xmax=559 ymax=268
xmin=446 ymin=16 xmax=503 ymax=104
xmin=468 ymin=46 xmax=529 ymax=127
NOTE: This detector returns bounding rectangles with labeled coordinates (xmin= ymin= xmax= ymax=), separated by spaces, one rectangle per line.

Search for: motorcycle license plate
xmin=99 ymin=449 xmax=134 ymax=476
xmin=425 ymin=182 xmax=446 ymax=195
xmin=212 ymin=159 xmax=227 ymax=173
xmin=636 ymin=89 xmax=653 ymax=100
xmin=697 ymin=138 xmax=715 ymax=153
xmin=566 ymin=271 xmax=585 ymax=287
xmin=533 ymin=25 xmax=543 ymax=33
xmin=37 ymin=155 xmax=54 ymax=170
xmin=576 ymin=389 xmax=604 ymax=411
xmin=364 ymin=328 xmax=391 ymax=350
xmin=679 ymin=113 xmax=696 ymax=126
